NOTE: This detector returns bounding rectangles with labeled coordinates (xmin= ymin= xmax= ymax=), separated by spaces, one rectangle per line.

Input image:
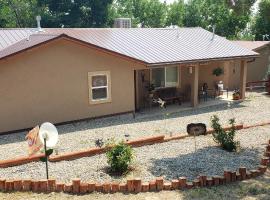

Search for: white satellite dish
xmin=39 ymin=122 xmax=59 ymax=148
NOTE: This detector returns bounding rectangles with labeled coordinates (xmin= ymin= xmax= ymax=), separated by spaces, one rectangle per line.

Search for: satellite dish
xmin=39 ymin=122 xmax=59 ymax=148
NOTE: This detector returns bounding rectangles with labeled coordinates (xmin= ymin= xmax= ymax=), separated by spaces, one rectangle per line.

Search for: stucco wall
xmin=228 ymin=46 xmax=270 ymax=89
xmin=180 ymin=61 xmax=229 ymax=91
xmin=0 ymin=38 xmax=145 ymax=133
xmin=247 ymin=47 xmax=270 ymax=82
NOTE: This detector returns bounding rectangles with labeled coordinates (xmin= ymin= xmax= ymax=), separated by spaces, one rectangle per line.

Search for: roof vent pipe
xmin=36 ymin=16 xmax=42 ymax=31
xmin=211 ymin=25 xmax=216 ymax=41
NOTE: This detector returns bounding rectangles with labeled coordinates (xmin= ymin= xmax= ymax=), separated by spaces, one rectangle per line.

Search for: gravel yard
xmin=1 ymin=91 xmax=270 ymax=161
xmin=0 ymin=125 xmax=269 ymax=183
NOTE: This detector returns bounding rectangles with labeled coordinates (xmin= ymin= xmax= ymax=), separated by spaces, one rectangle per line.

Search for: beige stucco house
xmin=226 ymin=41 xmax=270 ymax=89
xmin=0 ymin=28 xmax=258 ymax=133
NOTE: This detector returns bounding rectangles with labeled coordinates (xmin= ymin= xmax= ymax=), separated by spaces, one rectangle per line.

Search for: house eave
xmin=146 ymin=54 xmax=259 ymax=67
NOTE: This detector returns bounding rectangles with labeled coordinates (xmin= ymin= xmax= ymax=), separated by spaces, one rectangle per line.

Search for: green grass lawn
xmin=1 ymin=170 xmax=269 ymax=200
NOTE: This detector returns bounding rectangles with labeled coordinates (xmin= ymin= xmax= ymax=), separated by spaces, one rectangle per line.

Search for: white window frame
xmin=88 ymin=71 xmax=111 ymax=105
xmin=150 ymin=65 xmax=180 ymax=89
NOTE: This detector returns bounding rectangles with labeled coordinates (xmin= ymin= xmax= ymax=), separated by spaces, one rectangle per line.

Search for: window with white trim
xmin=151 ymin=66 xmax=179 ymax=88
xmin=88 ymin=71 xmax=111 ymax=104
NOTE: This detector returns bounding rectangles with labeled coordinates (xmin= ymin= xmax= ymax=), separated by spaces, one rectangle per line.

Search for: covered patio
xmin=135 ymin=59 xmax=248 ymax=112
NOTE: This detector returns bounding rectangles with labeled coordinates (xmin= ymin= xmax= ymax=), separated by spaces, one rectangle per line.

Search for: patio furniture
xmin=198 ymin=83 xmax=216 ymax=101
xmin=153 ymin=87 xmax=182 ymax=106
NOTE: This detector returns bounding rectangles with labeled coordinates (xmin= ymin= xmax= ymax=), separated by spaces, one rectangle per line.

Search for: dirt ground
xmin=0 ymin=169 xmax=269 ymax=200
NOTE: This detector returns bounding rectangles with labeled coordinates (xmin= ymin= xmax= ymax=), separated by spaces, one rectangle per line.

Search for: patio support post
xmin=240 ymin=60 xmax=247 ymax=99
xmin=191 ymin=64 xmax=199 ymax=107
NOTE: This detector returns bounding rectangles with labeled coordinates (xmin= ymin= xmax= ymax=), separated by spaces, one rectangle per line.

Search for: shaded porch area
xmin=135 ymin=59 xmax=247 ymax=112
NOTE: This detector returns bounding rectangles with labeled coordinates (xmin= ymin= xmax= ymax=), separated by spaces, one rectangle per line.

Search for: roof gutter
xmin=146 ymin=54 xmax=259 ymax=67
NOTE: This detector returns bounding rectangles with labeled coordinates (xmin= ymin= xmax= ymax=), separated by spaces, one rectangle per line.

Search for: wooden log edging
xmin=1 ymin=122 xmax=270 ymax=168
xmin=0 ymin=140 xmax=269 ymax=194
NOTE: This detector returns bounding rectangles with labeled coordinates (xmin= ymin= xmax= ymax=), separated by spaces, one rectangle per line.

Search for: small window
xmin=88 ymin=71 xmax=111 ymax=104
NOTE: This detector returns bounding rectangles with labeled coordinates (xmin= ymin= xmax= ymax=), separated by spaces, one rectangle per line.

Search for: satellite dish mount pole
xmin=43 ymin=136 xmax=49 ymax=179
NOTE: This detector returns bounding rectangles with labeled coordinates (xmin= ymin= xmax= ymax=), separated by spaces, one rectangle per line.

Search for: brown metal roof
xmin=232 ymin=41 xmax=270 ymax=51
xmin=0 ymin=34 xmax=60 ymax=60
xmin=0 ymin=28 xmax=259 ymax=64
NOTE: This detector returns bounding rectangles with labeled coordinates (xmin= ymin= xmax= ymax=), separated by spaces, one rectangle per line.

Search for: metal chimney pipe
xmin=36 ymin=16 xmax=42 ymax=31
xmin=211 ymin=25 xmax=216 ymax=41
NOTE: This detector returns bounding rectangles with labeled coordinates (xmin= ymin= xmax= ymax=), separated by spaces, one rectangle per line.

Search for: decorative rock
xmin=103 ymin=182 xmax=111 ymax=193
xmin=39 ymin=180 xmax=47 ymax=193
xmin=192 ymin=179 xmax=200 ymax=187
xmin=88 ymin=183 xmax=95 ymax=193
xmin=5 ymin=180 xmax=14 ymax=192
xmin=133 ymin=178 xmax=142 ymax=193
xmin=80 ymin=183 xmax=89 ymax=194
xmin=218 ymin=176 xmax=225 ymax=185
xmin=156 ymin=177 xmax=164 ymax=191
xmin=64 ymin=184 xmax=72 ymax=193
xmin=246 ymin=171 xmax=252 ymax=179
xmin=261 ymin=157 xmax=269 ymax=166
xmin=258 ymin=165 xmax=267 ymax=174
xmin=206 ymin=178 xmax=213 ymax=186
xmin=239 ymin=167 xmax=247 ymax=180
xmin=236 ymin=172 xmax=241 ymax=181
xmin=163 ymin=182 xmax=172 ymax=190
xmin=95 ymin=183 xmax=103 ymax=193
xmin=55 ymin=183 xmax=64 ymax=192
xmin=186 ymin=182 xmax=193 ymax=189
xmin=127 ymin=179 xmax=134 ymax=192
xmin=22 ymin=179 xmax=31 ymax=191
xmin=171 ymin=179 xmax=179 ymax=189
xmin=231 ymin=171 xmax=237 ymax=182
xmin=31 ymin=180 xmax=40 ymax=192
xmin=198 ymin=175 xmax=207 ymax=187
xmin=0 ymin=179 xmax=5 ymax=191
xmin=179 ymin=177 xmax=187 ymax=189
xmin=111 ymin=183 xmax=119 ymax=193
xmin=213 ymin=176 xmax=220 ymax=186
xmin=149 ymin=180 xmax=156 ymax=191
xmin=72 ymin=178 xmax=81 ymax=193
xmin=264 ymin=151 xmax=270 ymax=157
xmin=142 ymin=182 xmax=149 ymax=192
xmin=119 ymin=183 xmax=127 ymax=193
xmin=224 ymin=170 xmax=231 ymax=183
xmin=13 ymin=180 xmax=22 ymax=191
xmin=47 ymin=179 xmax=56 ymax=192
xmin=250 ymin=170 xmax=259 ymax=177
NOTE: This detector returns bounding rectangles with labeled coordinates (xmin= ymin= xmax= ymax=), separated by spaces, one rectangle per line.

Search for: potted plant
xmin=232 ymin=89 xmax=240 ymax=100
xmin=212 ymin=67 xmax=224 ymax=77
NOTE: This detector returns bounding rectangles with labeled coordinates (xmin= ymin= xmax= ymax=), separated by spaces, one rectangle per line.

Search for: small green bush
xmin=210 ymin=115 xmax=240 ymax=152
xmin=106 ymin=141 xmax=134 ymax=174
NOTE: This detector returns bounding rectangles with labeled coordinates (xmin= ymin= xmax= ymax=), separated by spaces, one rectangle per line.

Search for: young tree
xmin=37 ymin=0 xmax=113 ymax=28
xmin=0 ymin=0 xmax=38 ymax=28
xmin=166 ymin=0 xmax=185 ymax=27
xmin=183 ymin=0 xmax=255 ymax=38
xmin=112 ymin=0 xmax=167 ymax=27
xmin=252 ymin=0 xmax=270 ymax=40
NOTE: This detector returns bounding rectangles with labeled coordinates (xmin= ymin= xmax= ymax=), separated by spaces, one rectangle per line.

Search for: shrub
xmin=210 ymin=115 xmax=240 ymax=152
xmin=106 ymin=141 xmax=134 ymax=174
